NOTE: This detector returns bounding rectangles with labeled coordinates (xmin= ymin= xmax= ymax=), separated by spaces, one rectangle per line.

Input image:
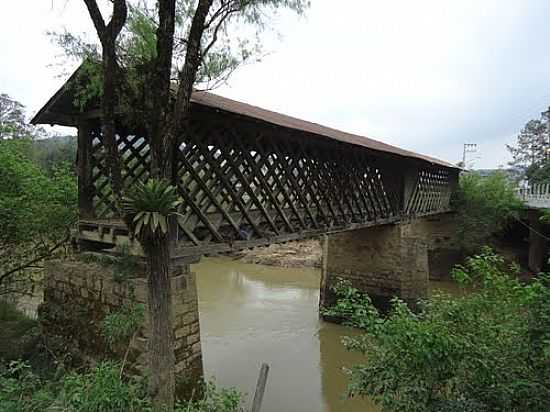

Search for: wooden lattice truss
xmin=80 ymin=108 xmax=457 ymax=254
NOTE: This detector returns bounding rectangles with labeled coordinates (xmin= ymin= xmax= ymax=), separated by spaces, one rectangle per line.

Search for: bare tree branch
xmin=201 ymin=6 xmax=240 ymax=60
xmin=0 ymin=233 xmax=70 ymax=286
xmin=83 ymin=0 xmax=107 ymax=40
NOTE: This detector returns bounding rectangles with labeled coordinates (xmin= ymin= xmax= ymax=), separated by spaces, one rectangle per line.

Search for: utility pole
xmin=462 ymin=143 xmax=477 ymax=169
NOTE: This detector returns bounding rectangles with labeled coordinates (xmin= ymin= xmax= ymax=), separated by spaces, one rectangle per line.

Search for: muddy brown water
xmin=195 ymin=257 xmax=375 ymax=412
xmin=15 ymin=257 xmax=460 ymax=412
xmin=195 ymin=258 xmax=460 ymax=412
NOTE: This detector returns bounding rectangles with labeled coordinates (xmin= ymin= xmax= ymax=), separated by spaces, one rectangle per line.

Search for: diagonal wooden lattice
xmin=90 ymin=129 xmax=151 ymax=218
xmin=88 ymin=112 xmax=456 ymax=249
xmin=405 ymin=168 xmax=453 ymax=215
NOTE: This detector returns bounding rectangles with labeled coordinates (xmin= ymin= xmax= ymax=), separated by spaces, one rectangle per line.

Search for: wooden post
xmin=251 ymin=363 xmax=269 ymax=412
xmin=77 ymin=121 xmax=94 ymax=218
xmin=318 ymin=234 xmax=330 ymax=311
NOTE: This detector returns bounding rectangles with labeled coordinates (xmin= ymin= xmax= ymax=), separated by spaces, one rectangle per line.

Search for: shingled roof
xmin=32 ymin=66 xmax=457 ymax=169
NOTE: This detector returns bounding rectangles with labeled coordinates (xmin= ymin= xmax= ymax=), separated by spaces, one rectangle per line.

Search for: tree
xmin=0 ymin=139 xmax=77 ymax=296
xmin=453 ymin=171 xmax=522 ymax=252
xmin=508 ymin=110 xmax=550 ymax=184
xmin=0 ymin=94 xmax=47 ymax=140
xmin=0 ymin=94 xmax=27 ymax=139
xmin=59 ymin=1 xmax=308 ymax=410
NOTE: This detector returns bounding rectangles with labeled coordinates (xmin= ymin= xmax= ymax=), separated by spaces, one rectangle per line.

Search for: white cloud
xmin=2 ymin=0 xmax=550 ymax=168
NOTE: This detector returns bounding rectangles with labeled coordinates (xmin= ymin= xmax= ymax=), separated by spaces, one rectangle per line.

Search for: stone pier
xmin=319 ymin=222 xmax=429 ymax=312
xmin=40 ymin=257 xmax=203 ymax=388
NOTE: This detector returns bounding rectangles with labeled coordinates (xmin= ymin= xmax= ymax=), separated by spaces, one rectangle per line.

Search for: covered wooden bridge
xmin=34 ymin=70 xmax=461 ymax=379
xmin=32 ymin=70 xmax=459 ymax=258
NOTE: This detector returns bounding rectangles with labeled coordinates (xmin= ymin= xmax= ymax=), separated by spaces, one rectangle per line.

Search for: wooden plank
xmin=251 ymin=364 xmax=269 ymax=412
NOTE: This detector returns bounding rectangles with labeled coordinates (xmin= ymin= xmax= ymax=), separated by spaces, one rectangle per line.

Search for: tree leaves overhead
xmin=52 ymin=0 xmax=309 ymax=98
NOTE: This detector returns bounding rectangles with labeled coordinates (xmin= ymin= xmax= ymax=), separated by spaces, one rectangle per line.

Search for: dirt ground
xmin=232 ymin=238 xmax=322 ymax=268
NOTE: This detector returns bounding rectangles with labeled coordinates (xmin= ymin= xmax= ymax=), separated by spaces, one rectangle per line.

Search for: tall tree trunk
xmin=150 ymin=0 xmax=177 ymax=179
xmin=143 ymin=234 xmax=176 ymax=412
xmin=170 ymin=0 xmax=214 ymax=181
xmin=83 ymin=0 xmax=127 ymax=199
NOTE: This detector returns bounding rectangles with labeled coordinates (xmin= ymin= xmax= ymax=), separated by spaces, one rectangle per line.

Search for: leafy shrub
xmin=102 ymin=303 xmax=145 ymax=348
xmin=63 ymin=361 xmax=150 ymax=412
xmin=326 ymin=249 xmax=550 ymax=412
xmin=0 ymin=360 xmax=55 ymax=412
xmin=453 ymin=172 xmax=522 ymax=251
xmin=176 ymin=381 xmax=243 ymax=412
xmin=0 ymin=358 xmax=244 ymax=412
xmin=0 ymin=139 xmax=77 ymax=295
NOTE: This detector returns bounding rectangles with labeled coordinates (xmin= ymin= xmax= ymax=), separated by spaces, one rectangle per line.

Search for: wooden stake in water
xmin=251 ymin=363 xmax=270 ymax=412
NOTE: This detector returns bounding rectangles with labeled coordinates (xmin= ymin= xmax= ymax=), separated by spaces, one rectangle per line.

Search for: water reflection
xmin=194 ymin=257 xmax=378 ymax=412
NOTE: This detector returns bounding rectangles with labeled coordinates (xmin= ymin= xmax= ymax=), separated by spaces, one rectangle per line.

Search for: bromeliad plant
xmin=120 ymin=179 xmax=182 ymax=240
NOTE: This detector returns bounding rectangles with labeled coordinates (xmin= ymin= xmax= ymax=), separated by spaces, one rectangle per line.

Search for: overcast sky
xmin=3 ymin=1 xmax=550 ymax=168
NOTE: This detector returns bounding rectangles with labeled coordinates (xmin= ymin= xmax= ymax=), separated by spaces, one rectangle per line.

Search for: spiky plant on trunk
xmin=121 ymin=179 xmax=181 ymax=411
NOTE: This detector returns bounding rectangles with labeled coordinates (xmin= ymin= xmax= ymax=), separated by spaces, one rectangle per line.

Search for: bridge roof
xmin=32 ymin=66 xmax=456 ymax=169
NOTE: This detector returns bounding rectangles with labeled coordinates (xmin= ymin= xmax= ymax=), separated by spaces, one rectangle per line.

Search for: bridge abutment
xmin=319 ymin=222 xmax=429 ymax=312
xmin=40 ymin=257 xmax=203 ymax=391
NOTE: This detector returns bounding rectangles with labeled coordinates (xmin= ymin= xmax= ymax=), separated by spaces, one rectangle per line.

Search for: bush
xmin=176 ymin=382 xmax=243 ymax=412
xmin=0 ymin=358 xmax=244 ymax=412
xmin=453 ymin=172 xmax=522 ymax=252
xmin=63 ymin=361 xmax=150 ymax=412
xmin=0 ymin=360 xmax=56 ymax=412
xmin=326 ymin=249 xmax=550 ymax=412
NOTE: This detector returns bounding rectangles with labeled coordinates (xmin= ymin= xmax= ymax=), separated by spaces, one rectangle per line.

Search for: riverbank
xmin=231 ymin=239 xmax=322 ymax=268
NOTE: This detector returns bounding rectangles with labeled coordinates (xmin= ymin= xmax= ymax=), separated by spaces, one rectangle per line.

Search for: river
xmin=15 ymin=255 xmax=456 ymax=411
xmin=194 ymin=257 xmax=378 ymax=412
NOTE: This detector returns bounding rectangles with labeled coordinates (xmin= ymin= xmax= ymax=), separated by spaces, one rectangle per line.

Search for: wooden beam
xmin=77 ymin=121 xmax=95 ymax=218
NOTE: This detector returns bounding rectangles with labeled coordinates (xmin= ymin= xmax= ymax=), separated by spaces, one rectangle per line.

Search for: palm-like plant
xmin=120 ymin=179 xmax=182 ymax=239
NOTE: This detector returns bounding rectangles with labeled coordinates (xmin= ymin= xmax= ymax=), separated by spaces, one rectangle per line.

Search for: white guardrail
xmin=517 ymin=183 xmax=550 ymax=209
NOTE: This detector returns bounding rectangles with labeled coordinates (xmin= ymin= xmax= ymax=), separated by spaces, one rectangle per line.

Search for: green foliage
xmin=327 ymin=249 xmax=550 ymax=412
xmin=1 ymin=93 xmax=30 ymax=139
xmin=0 ymin=138 xmax=77 ymax=294
xmin=102 ymin=303 xmax=145 ymax=348
xmin=453 ymin=171 xmax=522 ymax=251
xmin=0 ymin=360 xmax=56 ymax=412
xmin=176 ymin=381 xmax=242 ymax=412
xmin=124 ymin=2 xmax=157 ymax=63
xmin=30 ymin=135 xmax=77 ymax=173
xmin=121 ymin=179 xmax=182 ymax=237
xmin=63 ymin=361 xmax=150 ymax=412
xmin=321 ymin=280 xmax=379 ymax=329
xmin=507 ymin=111 xmax=550 ymax=184
xmin=80 ymin=244 xmax=141 ymax=282
xmin=0 ymin=359 xmax=244 ymax=412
